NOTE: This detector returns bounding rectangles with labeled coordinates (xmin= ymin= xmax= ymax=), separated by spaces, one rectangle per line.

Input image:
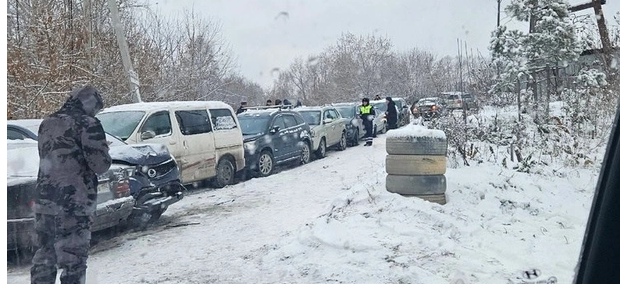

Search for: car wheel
xmin=315 ymin=138 xmax=327 ymax=159
xmin=213 ymin=158 xmax=235 ymax=188
xmin=257 ymin=150 xmax=274 ymax=177
xmin=337 ymin=132 xmax=347 ymax=151
xmin=299 ymin=141 xmax=311 ymax=164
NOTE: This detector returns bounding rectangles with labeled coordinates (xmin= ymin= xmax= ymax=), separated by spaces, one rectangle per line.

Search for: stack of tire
xmin=385 ymin=130 xmax=448 ymax=204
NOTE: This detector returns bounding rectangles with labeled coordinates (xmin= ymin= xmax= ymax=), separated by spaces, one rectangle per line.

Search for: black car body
xmin=412 ymin=97 xmax=444 ymax=121
xmin=333 ymin=103 xmax=365 ymax=146
xmin=237 ymin=108 xmax=313 ymax=177
xmin=7 ymin=119 xmax=184 ymax=227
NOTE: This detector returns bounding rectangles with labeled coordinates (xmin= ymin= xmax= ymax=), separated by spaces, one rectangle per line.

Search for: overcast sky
xmin=154 ymin=0 xmax=619 ymax=88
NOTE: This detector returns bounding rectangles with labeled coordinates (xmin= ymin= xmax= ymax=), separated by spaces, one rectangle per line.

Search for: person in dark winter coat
xmin=360 ymin=97 xmax=376 ymax=138
xmin=385 ymin=97 xmax=398 ymax=130
xmin=31 ymin=85 xmax=112 ymax=284
xmin=236 ymin=101 xmax=248 ymax=114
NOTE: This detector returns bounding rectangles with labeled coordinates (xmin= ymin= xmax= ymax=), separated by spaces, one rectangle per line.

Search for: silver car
xmin=297 ymin=106 xmax=348 ymax=158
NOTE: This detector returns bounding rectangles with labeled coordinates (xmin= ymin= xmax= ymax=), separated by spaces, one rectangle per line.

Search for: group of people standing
xmin=236 ymin=96 xmax=398 ymax=139
xmin=359 ymin=96 xmax=398 ymax=139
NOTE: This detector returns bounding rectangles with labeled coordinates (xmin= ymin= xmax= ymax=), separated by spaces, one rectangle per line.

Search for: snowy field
xmin=7 ymin=128 xmax=601 ymax=283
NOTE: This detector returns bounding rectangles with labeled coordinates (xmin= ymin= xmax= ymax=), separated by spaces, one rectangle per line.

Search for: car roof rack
xmin=243 ymin=105 xmax=294 ymax=110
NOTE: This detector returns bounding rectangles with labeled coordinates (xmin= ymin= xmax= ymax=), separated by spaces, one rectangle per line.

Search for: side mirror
xmin=323 ymin=118 xmax=333 ymax=124
xmin=270 ymin=126 xmax=280 ymax=134
xmin=141 ymin=130 xmax=156 ymax=140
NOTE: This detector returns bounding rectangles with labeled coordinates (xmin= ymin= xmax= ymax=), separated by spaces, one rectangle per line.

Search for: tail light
xmin=432 ymin=105 xmax=438 ymax=110
xmin=115 ymin=180 xmax=131 ymax=198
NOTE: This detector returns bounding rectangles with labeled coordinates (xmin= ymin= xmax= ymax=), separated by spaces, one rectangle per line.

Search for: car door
xmin=209 ymin=108 xmax=244 ymax=171
xmin=322 ymin=109 xmax=336 ymax=146
xmin=282 ymin=114 xmax=301 ymax=157
xmin=327 ymin=109 xmax=342 ymax=145
xmin=136 ymin=111 xmax=185 ymax=168
xmin=174 ymin=109 xmax=216 ymax=183
xmin=269 ymin=115 xmax=288 ymax=161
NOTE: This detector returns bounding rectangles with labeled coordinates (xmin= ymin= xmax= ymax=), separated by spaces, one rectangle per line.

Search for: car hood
xmin=243 ymin=134 xmax=264 ymax=142
xmin=109 ymin=143 xmax=172 ymax=166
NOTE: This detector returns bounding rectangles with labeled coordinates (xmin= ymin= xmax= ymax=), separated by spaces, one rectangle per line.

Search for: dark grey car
xmin=333 ymin=103 xmax=365 ymax=146
xmin=237 ymin=109 xmax=313 ymax=177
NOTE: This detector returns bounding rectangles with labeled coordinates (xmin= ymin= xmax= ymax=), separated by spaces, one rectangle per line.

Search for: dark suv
xmin=237 ymin=108 xmax=313 ymax=177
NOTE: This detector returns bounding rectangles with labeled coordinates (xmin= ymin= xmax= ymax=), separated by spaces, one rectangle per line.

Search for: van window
xmin=210 ymin=108 xmax=238 ymax=131
xmin=175 ymin=110 xmax=212 ymax=135
xmin=141 ymin=111 xmax=172 ymax=137
xmin=282 ymin=114 xmax=298 ymax=128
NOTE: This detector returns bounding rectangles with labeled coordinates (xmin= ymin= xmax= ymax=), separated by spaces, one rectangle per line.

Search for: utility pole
xmin=107 ymin=0 xmax=142 ymax=103
xmin=569 ymin=0 xmax=612 ymax=66
xmin=497 ymin=0 xmax=502 ymax=27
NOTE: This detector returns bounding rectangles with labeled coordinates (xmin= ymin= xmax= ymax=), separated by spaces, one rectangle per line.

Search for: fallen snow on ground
xmin=7 ymin=135 xmax=599 ymax=284
xmin=386 ymin=124 xmax=447 ymax=139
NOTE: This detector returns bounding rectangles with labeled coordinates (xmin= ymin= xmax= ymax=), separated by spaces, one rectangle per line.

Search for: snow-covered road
xmin=7 ymin=134 xmax=599 ymax=284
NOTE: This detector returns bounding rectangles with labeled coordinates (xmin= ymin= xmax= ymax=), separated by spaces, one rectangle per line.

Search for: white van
xmin=97 ymin=101 xmax=245 ymax=187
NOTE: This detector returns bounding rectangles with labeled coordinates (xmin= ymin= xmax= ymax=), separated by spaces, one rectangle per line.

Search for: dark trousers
xmin=387 ymin=118 xmax=397 ymax=130
xmin=31 ymin=212 xmax=92 ymax=284
xmin=363 ymin=119 xmax=374 ymax=138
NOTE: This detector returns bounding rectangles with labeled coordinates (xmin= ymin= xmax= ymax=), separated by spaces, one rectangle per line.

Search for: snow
xmin=8 ymin=119 xmax=43 ymax=134
xmin=386 ymin=124 xmax=447 ymax=139
xmin=7 ymin=145 xmax=39 ymax=179
xmin=100 ymin=101 xmax=233 ymax=113
xmin=7 ymin=127 xmax=599 ymax=284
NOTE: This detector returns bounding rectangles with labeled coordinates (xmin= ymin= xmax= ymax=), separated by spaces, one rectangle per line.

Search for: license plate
xmin=97 ymin=183 xmax=110 ymax=193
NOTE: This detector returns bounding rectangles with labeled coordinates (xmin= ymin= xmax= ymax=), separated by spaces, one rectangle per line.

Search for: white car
xmin=296 ymin=106 xmax=348 ymax=159
xmin=97 ymin=101 xmax=245 ymax=188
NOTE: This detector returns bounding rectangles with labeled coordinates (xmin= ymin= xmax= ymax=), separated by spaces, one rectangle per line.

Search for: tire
xmin=315 ymin=138 xmax=327 ymax=159
xmin=299 ymin=141 xmax=311 ymax=164
xmin=386 ymin=174 xmax=446 ymax=195
xmin=213 ymin=158 xmax=235 ymax=188
xmin=256 ymin=150 xmax=274 ymax=177
xmin=337 ymin=132 xmax=347 ymax=151
xmin=386 ymin=136 xmax=448 ymax=156
xmin=385 ymin=155 xmax=446 ymax=175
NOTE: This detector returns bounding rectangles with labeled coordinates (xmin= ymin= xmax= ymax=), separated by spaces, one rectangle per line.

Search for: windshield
xmin=334 ymin=106 xmax=355 ymax=119
xmin=393 ymin=100 xmax=403 ymax=109
xmin=371 ymin=102 xmax=387 ymax=112
xmin=238 ymin=116 xmax=270 ymax=135
xmin=298 ymin=111 xmax=321 ymax=125
xmin=97 ymin=111 xmax=145 ymax=140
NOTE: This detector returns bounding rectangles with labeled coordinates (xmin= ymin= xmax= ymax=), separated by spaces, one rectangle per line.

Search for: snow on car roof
xmin=8 ymin=119 xmax=44 ymax=133
xmin=101 ymin=101 xmax=232 ymax=113
xmin=7 ymin=144 xmax=40 ymax=181
xmin=385 ymin=124 xmax=446 ymax=139
xmin=296 ymin=106 xmax=325 ymax=111
xmin=239 ymin=109 xmax=279 ymax=116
